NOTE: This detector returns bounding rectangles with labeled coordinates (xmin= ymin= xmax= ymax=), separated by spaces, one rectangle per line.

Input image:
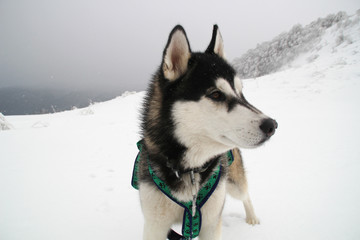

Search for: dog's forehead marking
xmin=215 ymin=78 xmax=237 ymax=97
xmin=234 ymin=76 xmax=243 ymax=95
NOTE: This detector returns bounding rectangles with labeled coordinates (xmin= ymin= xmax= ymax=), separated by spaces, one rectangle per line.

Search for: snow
xmin=1 ymin=13 xmax=360 ymax=240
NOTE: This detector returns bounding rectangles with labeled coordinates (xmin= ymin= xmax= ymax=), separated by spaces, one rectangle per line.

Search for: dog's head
xmin=159 ymin=25 xmax=277 ymax=158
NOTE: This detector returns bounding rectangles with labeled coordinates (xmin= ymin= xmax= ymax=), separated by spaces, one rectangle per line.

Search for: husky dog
xmin=135 ymin=25 xmax=277 ymax=240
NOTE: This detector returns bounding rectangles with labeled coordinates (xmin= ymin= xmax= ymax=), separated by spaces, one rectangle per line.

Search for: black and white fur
xmin=137 ymin=25 xmax=277 ymax=240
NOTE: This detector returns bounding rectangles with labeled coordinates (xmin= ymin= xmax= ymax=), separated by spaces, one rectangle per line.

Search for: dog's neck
xmin=143 ymin=137 xmax=223 ymax=202
xmin=181 ymin=137 xmax=232 ymax=170
xmin=144 ymin=136 xmax=227 ymax=171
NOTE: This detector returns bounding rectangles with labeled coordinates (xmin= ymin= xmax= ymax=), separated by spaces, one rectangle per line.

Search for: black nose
xmin=260 ymin=118 xmax=277 ymax=137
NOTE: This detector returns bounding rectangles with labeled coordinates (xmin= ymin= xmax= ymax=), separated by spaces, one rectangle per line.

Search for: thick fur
xmin=138 ymin=25 xmax=276 ymax=240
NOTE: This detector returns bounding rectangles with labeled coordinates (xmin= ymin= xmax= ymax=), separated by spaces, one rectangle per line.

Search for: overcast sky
xmin=0 ymin=0 xmax=359 ymax=93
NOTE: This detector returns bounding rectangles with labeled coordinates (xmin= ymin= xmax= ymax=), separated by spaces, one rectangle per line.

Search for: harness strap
xmin=131 ymin=140 xmax=234 ymax=239
xmin=131 ymin=141 xmax=143 ymax=190
xmin=149 ymin=158 xmax=218 ymax=239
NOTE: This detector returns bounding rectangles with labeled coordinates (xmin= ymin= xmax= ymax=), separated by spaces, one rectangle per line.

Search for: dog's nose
xmin=260 ymin=118 xmax=277 ymax=137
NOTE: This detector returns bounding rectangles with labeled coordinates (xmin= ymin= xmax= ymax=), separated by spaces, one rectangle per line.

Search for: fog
xmin=0 ymin=0 xmax=358 ymax=93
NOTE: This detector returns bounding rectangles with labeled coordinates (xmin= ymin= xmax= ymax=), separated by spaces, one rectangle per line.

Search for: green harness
xmin=131 ymin=140 xmax=234 ymax=239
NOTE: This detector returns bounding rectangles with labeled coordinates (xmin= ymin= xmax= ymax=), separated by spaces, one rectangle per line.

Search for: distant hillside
xmin=232 ymin=10 xmax=360 ymax=78
xmin=0 ymin=88 xmax=122 ymax=115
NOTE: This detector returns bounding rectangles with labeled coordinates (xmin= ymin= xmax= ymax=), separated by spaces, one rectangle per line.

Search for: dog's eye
xmin=208 ymin=91 xmax=225 ymax=101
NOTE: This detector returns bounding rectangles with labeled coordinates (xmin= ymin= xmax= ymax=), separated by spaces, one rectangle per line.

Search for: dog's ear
xmin=162 ymin=25 xmax=191 ymax=81
xmin=205 ymin=25 xmax=225 ymax=58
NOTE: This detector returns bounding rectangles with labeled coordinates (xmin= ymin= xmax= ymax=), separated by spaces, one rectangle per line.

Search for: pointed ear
xmin=162 ymin=25 xmax=191 ymax=81
xmin=205 ymin=25 xmax=225 ymax=58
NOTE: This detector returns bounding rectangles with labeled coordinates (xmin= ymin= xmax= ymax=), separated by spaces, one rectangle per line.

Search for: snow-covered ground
xmin=1 ymin=13 xmax=360 ymax=240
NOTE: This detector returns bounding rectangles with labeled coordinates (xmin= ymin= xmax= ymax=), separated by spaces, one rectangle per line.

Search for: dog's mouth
xmin=221 ymin=130 xmax=271 ymax=149
xmin=256 ymin=135 xmax=272 ymax=146
xmin=223 ymin=119 xmax=277 ymax=148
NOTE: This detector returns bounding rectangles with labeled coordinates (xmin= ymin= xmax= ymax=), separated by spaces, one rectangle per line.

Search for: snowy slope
xmin=233 ymin=10 xmax=359 ymax=79
xmin=1 ymin=13 xmax=360 ymax=240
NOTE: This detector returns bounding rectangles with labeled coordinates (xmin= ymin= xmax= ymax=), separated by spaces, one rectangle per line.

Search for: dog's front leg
xmin=143 ymin=220 xmax=172 ymax=240
xmin=198 ymin=218 xmax=222 ymax=240
xmin=140 ymin=184 xmax=181 ymax=240
xmin=227 ymin=148 xmax=260 ymax=225
xmin=198 ymin=182 xmax=226 ymax=240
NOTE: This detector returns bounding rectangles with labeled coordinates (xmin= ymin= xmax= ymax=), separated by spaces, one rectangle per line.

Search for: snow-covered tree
xmin=0 ymin=113 xmax=13 ymax=130
xmin=232 ymin=11 xmax=350 ymax=78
